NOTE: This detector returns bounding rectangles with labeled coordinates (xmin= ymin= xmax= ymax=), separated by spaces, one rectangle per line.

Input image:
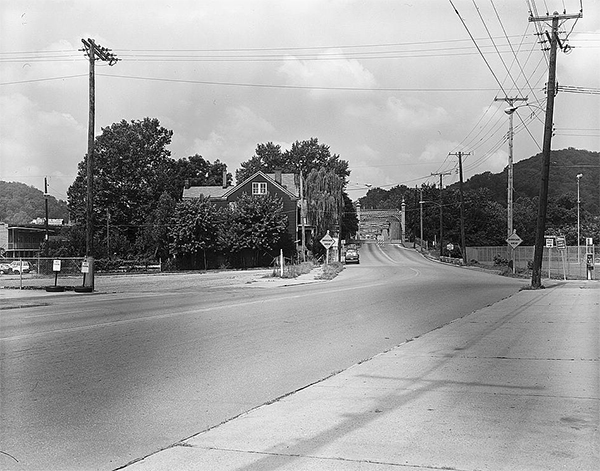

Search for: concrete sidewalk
xmin=124 ymin=281 xmax=599 ymax=471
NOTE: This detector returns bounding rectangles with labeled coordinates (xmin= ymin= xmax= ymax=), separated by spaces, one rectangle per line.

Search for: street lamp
xmin=577 ymin=173 xmax=583 ymax=263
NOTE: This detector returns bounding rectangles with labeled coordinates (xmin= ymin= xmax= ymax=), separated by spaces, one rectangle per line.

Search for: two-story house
xmin=183 ymin=170 xmax=313 ymax=265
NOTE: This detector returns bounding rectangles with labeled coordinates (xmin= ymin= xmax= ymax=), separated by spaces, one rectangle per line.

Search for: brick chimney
xmin=274 ymin=168 xmax=282 ymax=185
xmin=222 ymin=169 xmax=227 ymax=189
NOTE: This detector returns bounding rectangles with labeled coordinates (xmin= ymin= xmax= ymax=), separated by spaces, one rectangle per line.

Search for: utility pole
xmin=300 ymin=174 xmax=306 ymax=262
xmin=529 ymin=10 xmax=582 ymax=288
xmin=44 ymin=177 xmax=49 ymax=256
xmin=80 ymin=38 xmax=118 ymax=290
xmin=419 ymin=186 xmax=424 ymax=251
xmin=431 ymin=171 xmax=451 ymax=257
xmin=449 ymin=151 xmax=470 ymax=264
xmin=495 ymin=96 xmax=528 ymax=238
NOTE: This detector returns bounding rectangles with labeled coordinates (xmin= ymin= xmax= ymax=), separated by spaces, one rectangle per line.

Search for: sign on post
xmin=545 ymin=236 xmax=555 ymax=248
xmin=320 ymin=231 xmax=335 ymax=264
xmin=53 ymin=260 xmax=62 ymax=272
xmin=506 ymin=232 xmax=522 ymax=249
xmin=81 ymin=261 xmax=90 ymax=274
xmin=556 ymin=236 xmax=566 ymax=250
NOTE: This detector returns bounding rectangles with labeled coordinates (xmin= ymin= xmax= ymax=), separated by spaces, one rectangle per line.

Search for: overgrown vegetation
xmin=318 ymin=262 xmax=344 ymax=280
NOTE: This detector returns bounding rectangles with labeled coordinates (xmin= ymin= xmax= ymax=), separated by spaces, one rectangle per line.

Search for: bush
xmin=318 ymin=261 xmax=344 ymax=280
xmin=493 ymin=254 xmax=509 ymax=266
xmin=273 ymin=261 xmax=315 ymax=278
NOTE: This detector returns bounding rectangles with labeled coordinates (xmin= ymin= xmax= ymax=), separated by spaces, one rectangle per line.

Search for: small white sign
xmin=53 ymin=260 xmax=62 ymax=272
xmin=545 ymin=237 xmax=555 ymax=248
xmin=81 ymin=261 xmax=90 ymax=274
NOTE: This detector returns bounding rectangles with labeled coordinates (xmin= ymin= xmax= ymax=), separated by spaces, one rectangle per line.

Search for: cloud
xmin=386 ymin=96 xmax=449 ymax=129
xmin=278 ymin=49 xmax=377 ymax=97
xmin=187 ymin=105 xmax=277 ymax=174
xmin=0 ymin=93 xmax=85 ymax=199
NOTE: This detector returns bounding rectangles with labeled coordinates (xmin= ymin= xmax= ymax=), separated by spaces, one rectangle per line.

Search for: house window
xmin=252 ymin=182 xmax=267 ymax=195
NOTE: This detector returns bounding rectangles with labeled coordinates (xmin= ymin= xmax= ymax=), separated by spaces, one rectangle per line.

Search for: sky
xmin=1 ymin=0 xmax=598 ymax=203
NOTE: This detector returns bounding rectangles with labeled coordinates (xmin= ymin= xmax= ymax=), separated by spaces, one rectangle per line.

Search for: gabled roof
xmin=223 ymin=171 xmax=298 ymax=200
xmin=266 ymin=173 xmax=299 ymax=196
xmin=183 ymin=171 xmax=300 ymax=201
xmin=182 ymin=186 xmax=229 ymax=200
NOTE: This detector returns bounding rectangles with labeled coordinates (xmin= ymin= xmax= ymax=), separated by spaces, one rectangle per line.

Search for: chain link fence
xmin=466 ymin=245 xmax=598 ymax=280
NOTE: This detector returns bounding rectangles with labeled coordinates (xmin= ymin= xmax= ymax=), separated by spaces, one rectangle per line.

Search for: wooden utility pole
xmin=449 ymin=151 xmax=470 ymax=263
xmin=44 ymin=177 xmax=49 ymax=256
xmin=80 ymin=38 xmax=119 ymax=290
xmin=419 ymin=186 xmax=424 ymax=251
xmin=431 ymin=171 xmax=451 ymax=257
xmin=300 ymin=174 xmax=306 ymax=262
xmin=529 ymin=10 xmax=581 ymax=288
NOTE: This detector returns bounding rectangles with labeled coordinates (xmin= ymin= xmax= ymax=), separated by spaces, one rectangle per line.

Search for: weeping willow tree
xmin=305 ymin=168 xmax=344 ymax=240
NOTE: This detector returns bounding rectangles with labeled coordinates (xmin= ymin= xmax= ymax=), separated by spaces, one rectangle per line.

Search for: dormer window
xmin=252 ymin=182 xmax=267 ymax=195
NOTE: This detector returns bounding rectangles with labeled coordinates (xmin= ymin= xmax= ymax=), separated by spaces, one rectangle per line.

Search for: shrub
xmin=318 ymin=261 xmax=344 ymax=280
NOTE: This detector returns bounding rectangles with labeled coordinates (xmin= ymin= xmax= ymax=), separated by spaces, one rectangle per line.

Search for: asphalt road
xmin=0 ymin=244 xmax=525 ymax=470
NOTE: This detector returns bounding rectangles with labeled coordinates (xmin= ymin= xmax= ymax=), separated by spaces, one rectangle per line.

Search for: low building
xmin=0 ymin=222 xmax=61 ymax=258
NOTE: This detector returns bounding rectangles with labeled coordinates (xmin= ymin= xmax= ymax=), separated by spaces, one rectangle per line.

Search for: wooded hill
xmin=456 ymin=148 xmax=599 ymax=216
xmin=0 ymin=181 xmax=70 ymax=224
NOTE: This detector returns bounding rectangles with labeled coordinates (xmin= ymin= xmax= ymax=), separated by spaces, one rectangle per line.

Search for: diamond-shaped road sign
xmin=320 ymin=234 xmax=335 ymax=249
xmin=506 ymin=232 xmax=523 ymax=249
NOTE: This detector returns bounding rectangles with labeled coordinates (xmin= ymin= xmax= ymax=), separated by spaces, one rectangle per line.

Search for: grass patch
xmin=272 ymin=261 xmax=315 ymax=279
xmin=317 ymin=262 xmax=344 ymax=280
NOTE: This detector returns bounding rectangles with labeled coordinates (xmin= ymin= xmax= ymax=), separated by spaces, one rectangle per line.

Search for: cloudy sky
xmin=1 ymin=0 xmax=598 ymax=202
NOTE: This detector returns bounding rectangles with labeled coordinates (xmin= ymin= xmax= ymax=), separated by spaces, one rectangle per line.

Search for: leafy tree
xmin=68 ymin=118 xmax=174 ymax=256
xmin=235 ymin=143 xmax=285 ymax=183
xmin=236 ymin=138 xmax=350 ymax=183
xmin=218 ymin=192 xmax=289 ymax=266
xmin=341 ymin=192 xmax=359 ymax=240
xmin=167 ymin=155 xmax=230 ymax=199
xmin=305 ymin=168 xmax=344 ymax=242
xmin=135 ymin=192 xmax=176 ymax=261
xmin=169 ymin=196 xmax=222 ymax=269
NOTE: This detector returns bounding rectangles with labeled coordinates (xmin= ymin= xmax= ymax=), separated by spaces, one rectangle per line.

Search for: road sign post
xmin=506 ymin=232 xmax=522 ymax=274
xmin=320 ymin=231 xmax=335 ymax=264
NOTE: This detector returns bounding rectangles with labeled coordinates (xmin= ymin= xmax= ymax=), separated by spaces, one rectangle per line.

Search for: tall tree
xmin=341 ymin=192 xmax=359 ymax=240
xmin=218 ymin=192 xmax=289 ymax=266
xmin=305 ymin=168 xmax=344 ymax=240
xmin=135 ymin=192 xmax=176 ymax=261
xmin=236 ymin=138 xmax=350 ymax=183
xmin=235 ymin=143 xmax=284 ymax=183
xmin=167 ymin=155 xmax=230 ymax=199
xmin=68 ymin=118 xmax=173 ymax=256
xmin=169 ymin=196 xmax=222 ymax=269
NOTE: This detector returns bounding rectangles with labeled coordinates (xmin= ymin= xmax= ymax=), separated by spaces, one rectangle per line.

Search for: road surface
xmin=0 ymin=243 xmax=524 ymax=470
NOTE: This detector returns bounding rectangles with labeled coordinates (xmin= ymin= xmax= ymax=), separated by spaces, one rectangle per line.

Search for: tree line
xmin=360 ymin=178 xmax=600 ymax=255
xmin=44 ymin=117 xmax=358 ymax=268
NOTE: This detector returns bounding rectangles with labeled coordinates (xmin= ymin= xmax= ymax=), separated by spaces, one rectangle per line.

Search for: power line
xmin=449 ymin=0 xmax=509 ymax=96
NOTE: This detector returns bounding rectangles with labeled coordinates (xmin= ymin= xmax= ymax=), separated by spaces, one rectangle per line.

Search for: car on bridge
xmin=344 ymin=248 xmax=360 ymax=264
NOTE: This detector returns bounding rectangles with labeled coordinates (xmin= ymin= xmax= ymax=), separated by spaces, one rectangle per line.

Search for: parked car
xmin=344 ymin=248 xmax=360 ymax=264
xmin=0 ymin=262 xmax=11 ymax=274
xmin=8 ymin=261 xmax=31 ymax=274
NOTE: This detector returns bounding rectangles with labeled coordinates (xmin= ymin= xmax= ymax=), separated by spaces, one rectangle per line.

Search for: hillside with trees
xmin=459 ymin=148 xmax=599 ymax=216
xmin=0 ymin=181 xmax=69 ymax=224
xmin=359 ymin=148 xmax=599 ymax=250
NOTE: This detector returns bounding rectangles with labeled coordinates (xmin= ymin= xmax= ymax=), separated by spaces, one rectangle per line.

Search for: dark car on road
xmin=344 ymin=248 xmax=359 ymax=264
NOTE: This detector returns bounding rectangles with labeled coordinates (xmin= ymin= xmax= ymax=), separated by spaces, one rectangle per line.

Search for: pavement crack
xmin=195 ymin=445 xmax=470 ymax=470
